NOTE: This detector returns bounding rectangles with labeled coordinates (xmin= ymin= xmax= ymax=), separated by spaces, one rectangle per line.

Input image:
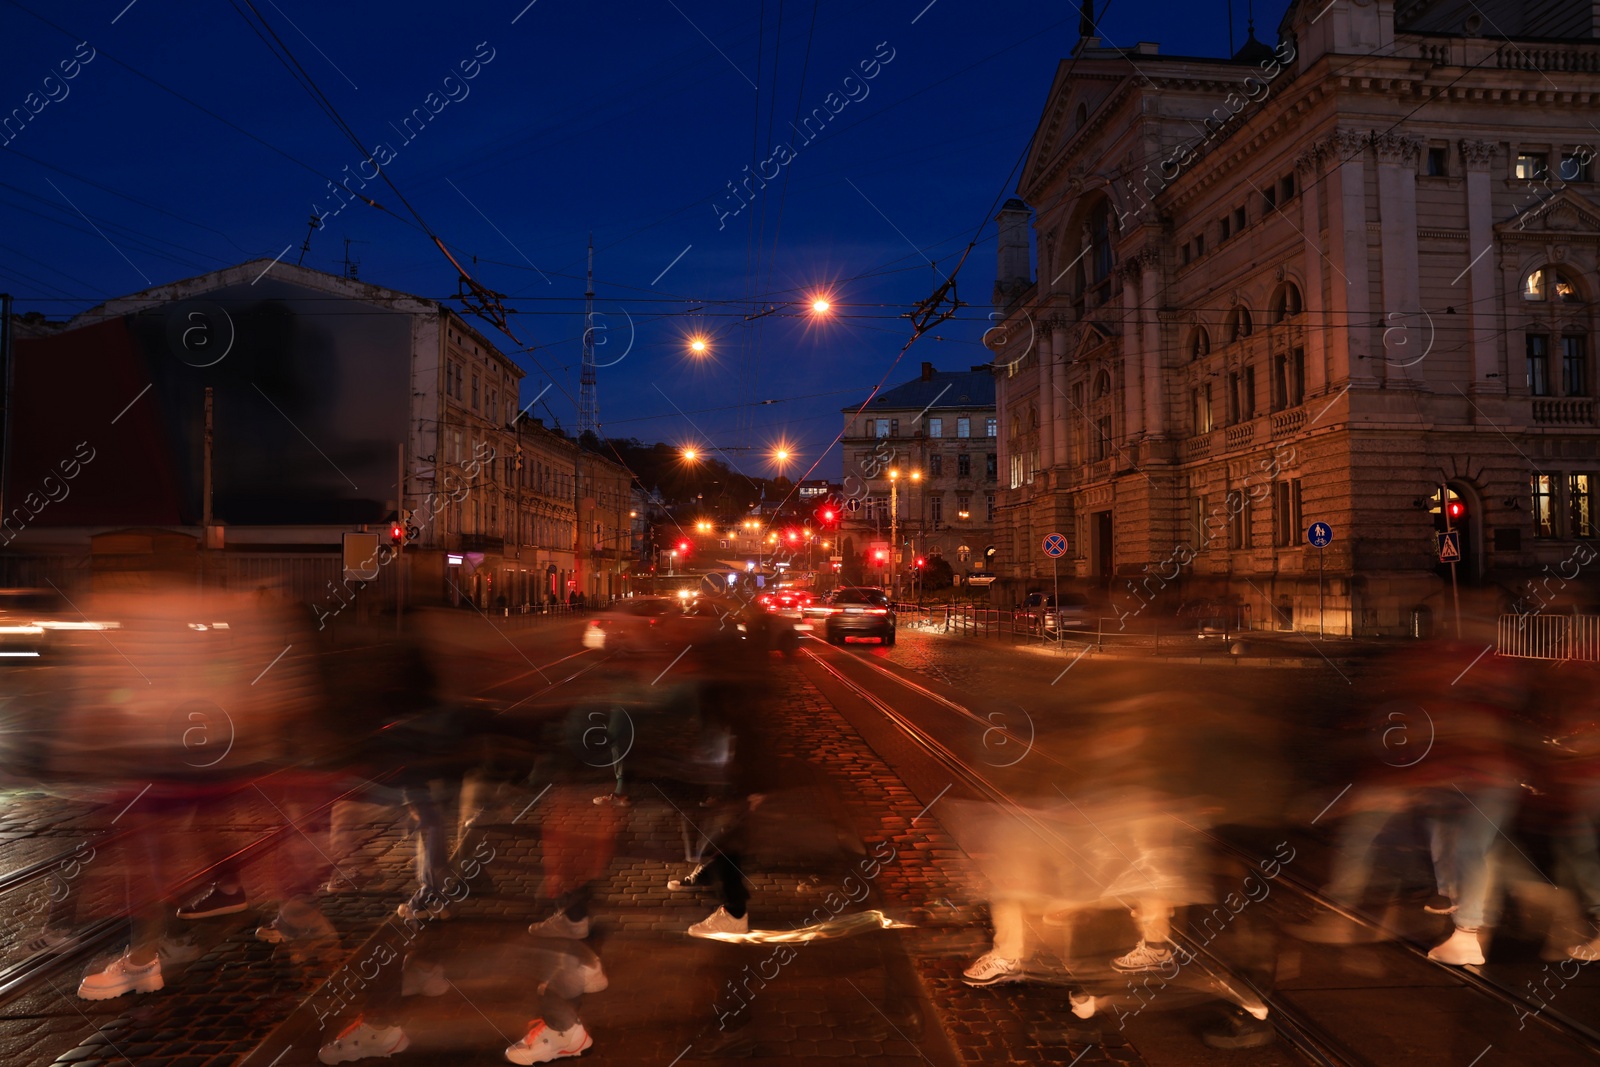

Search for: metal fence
xmin=1497 ymin=613 xmax=1600 ymax=661
xmin=892 ymin=603 xmax=1211 ymax=652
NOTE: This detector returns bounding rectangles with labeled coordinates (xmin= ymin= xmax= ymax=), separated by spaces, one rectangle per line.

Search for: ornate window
xmin=1187 ymin=326 xmax=1211 ymax=361
xmin=1269 ymin=282 xmax=1303 ymax=322
xmin=1523 ymin=266 xmax=1582 ymax=302
xmin=1225 ymin=306 xmax=1253 ymax=343
xmin=1522 ymin=266 xmax=1590 ymax=397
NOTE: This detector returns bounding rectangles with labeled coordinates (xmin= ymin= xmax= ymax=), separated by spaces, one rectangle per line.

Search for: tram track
xmin=797 ymin=641 xmax=1600 ymax=1066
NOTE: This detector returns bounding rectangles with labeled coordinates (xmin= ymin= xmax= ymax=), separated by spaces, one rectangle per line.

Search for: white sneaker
xmin=78 ymin=950 xmax=163 ymax=1000
xmin=688 ymin=906 xmax=749 ymax=939
xmin=577 ymin=958 xmax=608 ymax=994
xmin=402 ymin=960 xmax=448 ymax=997
xmin=505 ymin=1020 xmax=592 ymax=1064
xmin=1111 ymin=940 xmax=1176 ymax=973
xmin=1568 ymin=933 xmax=1600 ymax=961
xmin=961 ymin=951 xmax=1024 ymax=987
xmin=22 ymin=926 xmax=72 ymax=954
xmin=528 ymin=912 xmax=590 ymax=939
xmin=317 ymin=1017 xmax=410 ymax=1063
xmin=1428 ymin=927 xmax=1486 ymax=966
xmin=1069 ymin=993 xmax=1098 ymax=1019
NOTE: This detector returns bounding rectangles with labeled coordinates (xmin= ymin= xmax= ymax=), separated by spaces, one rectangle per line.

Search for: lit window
xmin=1570 ymin=474 xmax=1594 ymax=538
xmin=1516 ymin=153 xmax=1550 ymax=180
xmin=985 ymin=417 xmax=997 ymax=437
xmin=1532 ymin=473 xmax=1560 ymax=538
xmin=957 ymin=417 xmax=971 ymax=438
xmin=928 ymin=417 xmax=943 ymax=438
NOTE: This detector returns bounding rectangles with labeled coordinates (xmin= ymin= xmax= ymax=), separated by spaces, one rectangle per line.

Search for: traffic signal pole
xmin=1443 ymin=483 xmax=1461 ymax=639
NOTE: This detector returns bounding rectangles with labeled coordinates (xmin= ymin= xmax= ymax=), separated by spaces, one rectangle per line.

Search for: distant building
xmin=839 ymin=363 xmax=998 ymax=588
xmin=2 ymin=260 xmax=637 ymax=611
xmin=987 ymin=0 xmax=1600 ymax=632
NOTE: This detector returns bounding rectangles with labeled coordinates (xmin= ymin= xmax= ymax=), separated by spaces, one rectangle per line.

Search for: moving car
xmin=822 ymin=586 xmax=896 ymax=646
xmin=581 ymin=597 xmax=683 ymax=654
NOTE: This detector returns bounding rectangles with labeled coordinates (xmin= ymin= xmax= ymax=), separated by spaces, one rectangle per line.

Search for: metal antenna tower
xmin=578 ymin=235 xmax=598 ymax=436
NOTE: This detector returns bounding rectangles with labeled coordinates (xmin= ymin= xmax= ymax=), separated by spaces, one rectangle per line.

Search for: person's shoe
xmin=401 ymin=960 xmax=449 ymax=997
xmin=256 ymin=920 xmax=291 ymax=944
xmin=577 ymin=958 xmax=608 ymax=994
xmin=396 ymin=896 xmax=451 ymax=923
xmin=21 ymin=926 xmax=72 ymax=954
xmin=505 ymin=1020 xmax=592 ymax=1064
xmin=1422 ymin=894 xmax=1458 ymax=916
xmin=688 ymin=906 xmax=749 ymax=938
xmin=322 ymin=871 xmax=365 ymax=894
xmin=528 ymin=912 xmax=590 ymax=939
xmin=1068 ymin=992 xmax=1098 ymax=1019
xmin=1111 ymin=939 xmax=1176 ymax=973
xmin=317 ymin=1017 xmax=410 ymax=1063
xmin=1567 ymin=932 xmax=1600 ymax=961
xmin=78 ymin=950 xmax=163 ymax=1000
xmin=1428 ymin=927 xmax=1486 ymax=966
xmin=1202 ymin=1007 xmax=1277 ymax=1049
xmin=176 ymin=883 xmax=248 ymax=920
xmin=667 ymin=864 xmax=709 ymax=892
xmin=962 ymin=951 xmax=1024 ymax=987
xmin=158 ymin=933 xmax=202 ymax=965
xmin=592 ymin=793 xmax=631 ymax=807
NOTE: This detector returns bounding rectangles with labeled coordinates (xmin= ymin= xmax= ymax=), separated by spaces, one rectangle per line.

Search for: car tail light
xmin=867 ymin=608 xmax=888 ymax=615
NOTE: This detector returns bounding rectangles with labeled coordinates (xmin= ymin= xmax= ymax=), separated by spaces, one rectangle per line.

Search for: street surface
xmin=0 ymin=615 xmax=1597 ymax=1066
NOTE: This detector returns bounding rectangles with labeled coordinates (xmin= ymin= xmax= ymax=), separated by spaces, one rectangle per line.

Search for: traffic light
xmin=678 ymin=540 xmax=690 ymax=553
xmin=873 ymin=549 xmax=887 ymax=567
xmin=915 ymin=556 xmax=926 ymax=569
xmin=389 ymin=522 xmax=405 ymax=545
xmin=1446 ymin=500 xmax=1465 ymax=521
xmin=817 ymin=505 xmax=837 ymax=527
xmin=786 ymin=529 xmax=800 ymax=544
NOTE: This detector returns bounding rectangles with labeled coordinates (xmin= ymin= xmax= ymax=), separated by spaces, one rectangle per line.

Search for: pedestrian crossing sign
xmin=1438 ymin=530 xmax=1461 ymax=563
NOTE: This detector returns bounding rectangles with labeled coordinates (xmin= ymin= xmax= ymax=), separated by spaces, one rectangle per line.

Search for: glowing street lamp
xmin=682 ymin=447 xmax=699 ymax=462
xmin=688 ymin=336 xmax=709 ymax=356
xmin=811 ymin=297 xmax=831 ymax=314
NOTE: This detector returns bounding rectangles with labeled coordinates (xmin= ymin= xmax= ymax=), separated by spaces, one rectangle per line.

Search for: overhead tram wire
xmin=230 ymin=0 xmax=520 ymax=341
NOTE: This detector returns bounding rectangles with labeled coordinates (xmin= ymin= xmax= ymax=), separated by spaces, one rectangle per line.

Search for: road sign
xmin=1306 ymin=522 xmax=1334 ymax=549
xmin=1438 ymin=530 xmax=1461 ymax=563
xmin=1042 ymin=532 xmax=1069 ymax=558
xmin=844 ymin=498 xmax=861 ymax=513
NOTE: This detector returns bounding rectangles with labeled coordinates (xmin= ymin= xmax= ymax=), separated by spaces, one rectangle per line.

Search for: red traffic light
xmin=678 ymin=540 xmax=690 ymax=552
xmin=820 ymin=507 xmax=836 ymax=523
xmin=915 ymin=557 xmax=926 ymax=568
xmin=389 ymin=523 xmax=404 ymax=544
xmin=1445 ymin=501 xmax=1465 ymax=520
xmin=786 ymin=530 xmax=800 ymax=543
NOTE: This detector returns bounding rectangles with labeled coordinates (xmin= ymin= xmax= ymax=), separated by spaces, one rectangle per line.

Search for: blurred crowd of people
xmin=0 ymin=576 xmax=804 ymax=1064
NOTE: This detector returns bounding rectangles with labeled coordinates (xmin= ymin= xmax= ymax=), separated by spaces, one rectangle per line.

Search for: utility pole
xmin=202 ymin=387 xmax=214 ymax=591
xmin=1 ymin=294 xmax=13 ymax=525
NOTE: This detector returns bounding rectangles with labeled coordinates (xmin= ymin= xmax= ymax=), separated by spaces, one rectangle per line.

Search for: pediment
xmin=1497 ymin=188 xmax=1600 ymax=235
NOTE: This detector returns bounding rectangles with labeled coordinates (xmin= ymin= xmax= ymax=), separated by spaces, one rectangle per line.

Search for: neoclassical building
xmin=989 ymin=0 xmax=1600 ymax=634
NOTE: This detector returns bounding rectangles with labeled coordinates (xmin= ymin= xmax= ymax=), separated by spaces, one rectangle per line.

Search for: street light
xmin=688 ymin=336 xmax=709 ymax=356
xmin=887 ymin=469 xmax=921 ymax=597
xmin=682 ymin=447 xmax=699 ymax=462
xmin=811 ymin=297 xmax=831 ymax=314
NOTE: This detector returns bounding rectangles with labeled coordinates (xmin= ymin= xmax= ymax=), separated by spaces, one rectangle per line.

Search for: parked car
xmin=822 ymin=586 xmax=896 ymax=646
xmin=1041 ymin=592 xmax=1093 ymax=633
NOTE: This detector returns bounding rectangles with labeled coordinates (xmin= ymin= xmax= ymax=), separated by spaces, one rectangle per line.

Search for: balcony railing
xmin=1183 ymin=432 xmax=1215 ymax=460
xmin=1271 ymin=408 xmax=1306 ymax=438
xmin=1532 ymin=397 xmax=1597 ymax=426
xmin=1225 ymin=422 xmax=1256 ymax=452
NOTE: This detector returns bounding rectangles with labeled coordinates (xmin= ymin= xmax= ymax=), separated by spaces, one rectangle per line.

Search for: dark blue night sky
xmin=0 ymin=0 xmax=1289 ymax=479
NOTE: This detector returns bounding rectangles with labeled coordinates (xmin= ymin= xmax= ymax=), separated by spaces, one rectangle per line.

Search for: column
xmin=1120 ymin=262 xmax=1145 ymax=441
xmin=1050 ymin=319 xmax=1072 ymax=466
xmin=1324 ymin=129 xmax=1375 ymax=383
xmin=1374 ymin=133 xmax=1424 ymax=380
xmin=1460 ymin=139 xmax=1499 ymax=386
xmin=1037 ymin=322 xmax=1055 ymax=479
xmin=1050 ymin=319 xmax=1070 ymax=467
xmin=1140 ymin=251 xmax=1163 ymax=434
xmin=1296 ymin=147 xmax=1329 ymax=397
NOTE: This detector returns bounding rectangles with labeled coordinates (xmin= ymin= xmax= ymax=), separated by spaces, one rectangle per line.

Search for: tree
xmin=922 ymin=555 xmax=954 ymax=592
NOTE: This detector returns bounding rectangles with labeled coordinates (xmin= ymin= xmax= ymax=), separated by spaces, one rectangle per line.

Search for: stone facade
xmin=839 ymin=363 xmax=998 ymax=591
xmin=989 ymin=0 xmax=1600 ymax=634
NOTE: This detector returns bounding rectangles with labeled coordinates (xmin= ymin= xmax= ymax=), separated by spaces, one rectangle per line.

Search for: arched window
xmin=1225 ymin=306 xmax=1253 ymax=342
xmin=1188 ymin=326 xmax=1211 ymax=361
xmin=1073 ymin=197 xmax=1115 ymax=309
xmin=1074 ymin=102 xmax=1089 ymax=132
xmin=1524 ymin=266 xmax=1582 ymax=303
xmin=1523 ymin=267 xmax=1589 ymax=398
xmin=1270 ymin=282 xmax=1303 ymax=322
xmin=1030 ymin=404 xmax=1038 ymax=429
xmin=1093 ymin=370 xmax=1112 ymax=397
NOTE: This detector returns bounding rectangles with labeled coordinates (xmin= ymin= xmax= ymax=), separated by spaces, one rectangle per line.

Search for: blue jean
xmin=1429 ymin=786 xmax=1517 ymax=930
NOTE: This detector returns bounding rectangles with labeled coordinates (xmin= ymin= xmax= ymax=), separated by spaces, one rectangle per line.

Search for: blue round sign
xmin=1306 ymin=522 xmax=1334 ymax=548
xmin=1042 ymin=533 xmax=1068 ymax=558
